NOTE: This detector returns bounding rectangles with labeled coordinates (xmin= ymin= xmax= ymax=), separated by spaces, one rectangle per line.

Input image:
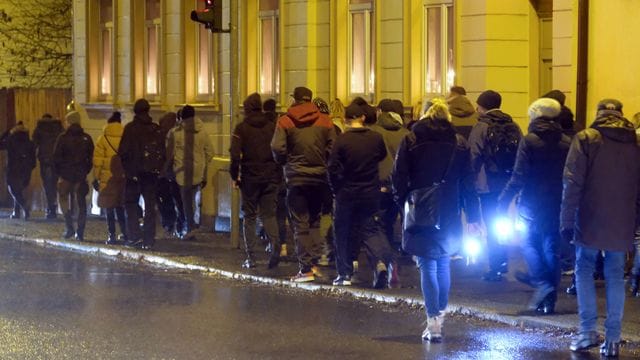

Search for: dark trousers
xmin=480 ymin=193 xmax=508 ymax=272
xmin=106 ymin=206 xmax=127 ymax=238
xmin=157 ymin=178 xmax=185 ymax=234
xmin=276 ymin=183 xmax=289 ymax=246
xmin=8 ymin=176 xmax=29 ymax=215
xmin=522 ymin=226 xmax=561 ymax=294
xmin=241 ymin=181 xmax=279 ymax=258
xmin=57 ymin=179 xmax=88 ymax=232
xmin=40 ymin=162 xmax=58 ymax=212
xmin=124 ymin=175 xmax=158 ymax=246
xmin=287 ymin=184 xmax=325 ymax=273
xmin=180 ymin=184 xmax=201 ymax=233
xmin=378 ymin=190 xmax=400 ymax=251
xmin=334 ymin=194 xmax=394 ymax=277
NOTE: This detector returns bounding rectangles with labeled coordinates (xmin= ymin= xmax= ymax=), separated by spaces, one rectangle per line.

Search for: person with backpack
xmin=0 ymin=121 xmax=36 ymax=220
xmin=32 ymin=113 xmax=64 ymax=219
xmin=468 ymin=90 xmax=522 ymax=281
xmin=93 ymin=111 xmax=127 ymax=245
xmin=497 ymin=98 xmax=571 ymax=315
xmin=53 ymin=111 xmax=94 ymax=241
xmin=119 ymin=99 xmax=166 ymax=250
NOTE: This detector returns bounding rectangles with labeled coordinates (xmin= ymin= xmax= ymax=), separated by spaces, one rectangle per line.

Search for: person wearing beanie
xmin=328 ymin=101 xmax=394 ymax=289
xmin=119 ymin=98 xmax=165 ymax=250
xmin=498 ymin=97 xmax=570 ymax=315
xmin=561 ymin=99 xmax=640 ymax=357
xmin=93 ymin=111 xmax=128 ymax=245
xmin=53 ymin=111 xmax=94 ymax=241
xmin=167 ymin=105 xmax=213 ymax=241
xmin=543 ymin=89 xmax=576 ymax=137
xmin=392 ymin=98 xmax=481 ymax=343
xmin=0 ymin=121 xmax=36 ymax=220
xmin=271 ymin=87 xmax=336 ymax=282
xmin=33 ymin=113 xmax=64 ymax=218
xmin=229 ymin=93 xmax=280 ymax=268
xmin=446 ymin=86 xmax=477 ymax=139
xmin=468 ymin=89 xmax=522 ymax=282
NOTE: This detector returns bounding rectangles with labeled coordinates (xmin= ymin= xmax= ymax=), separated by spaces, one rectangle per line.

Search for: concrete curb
xmin=5 ymin=232 xmax=639 ymax=343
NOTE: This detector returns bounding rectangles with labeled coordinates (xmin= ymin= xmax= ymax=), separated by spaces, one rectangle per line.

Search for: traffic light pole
xmin=229 ymin=0 xmax=240 ymax=249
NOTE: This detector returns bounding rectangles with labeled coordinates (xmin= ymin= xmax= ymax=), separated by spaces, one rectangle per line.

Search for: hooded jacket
xmin=119 ymin=113 xmax=165 ymax=179
xmin=447 ymin=95 xmax=478 ymax=139
xmin=369 ymin=112 xmax=410 ymax=187
xmin=271 ymin=101 xmax=336 ymax=186
xmin=53 ymin=124 xmax=94 ymax=183
xmin=468 ymin=109 xmax=523 ymax=194
xmin=167 ymin=116 xmax=213 ymax=187
xmin=499 ymin=118 xmax=571 ymax=231
xmin=560 ymin=110 xmax=640 ymax=251
xmin=32 ymin=116 xmax=64 ymax=164
xmin=93 ymin=122 xmax=125 ymax=191
xmin=230 ymin=111 xmax=281 ymax=184
xmin=0 ymin=123 xmax=36 ymax=184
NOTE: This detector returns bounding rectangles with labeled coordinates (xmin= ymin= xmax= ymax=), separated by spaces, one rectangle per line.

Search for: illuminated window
xmin=259 ymin=0 xmax=279 ymax=97
xmin=424 ymin=1 xmax=454 ymax=95
xmin=99 ymin=0 xmax=113 ymax=97
xmin=196 ymin=0 xmax=216 ymax=99
xmin=349 ymin=0 xmax=375 ymax=100
xmin=145 ymin=0 xmax=161 ymax=97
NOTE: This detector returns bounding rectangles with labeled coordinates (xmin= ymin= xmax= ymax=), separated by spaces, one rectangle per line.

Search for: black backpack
xmin=141 ymin=124 xmax=166 ymax=175
xmin=484 ymin=119 xmax=521 ymax=174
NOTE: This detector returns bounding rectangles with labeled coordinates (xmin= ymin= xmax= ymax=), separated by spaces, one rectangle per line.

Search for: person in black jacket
xmin=119 ymin=99 xmax=165 ymax=250
xmin=498 ymin=98 xmax=571 ymax=315
xmin=392 ymin=98 xmax=481 ymax=342
xmin=33 ymin=113 xmax=64 ymax=219
xmin=0 ymin=121 xmax=36 ymax=219
xmin=561 ymin=99 xmax=640 ymax=357
xmin=328 ymin=102 xmax=393 ymax=288
xmin=53 ymin=111 xmax=94 ymax=241
xmin=543 ymin=90 xmax=576 ymax=137
xmin=231 ymin=93 xmax=282 ymax=269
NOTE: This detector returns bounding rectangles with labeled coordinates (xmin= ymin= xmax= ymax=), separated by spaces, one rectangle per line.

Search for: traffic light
xmin=191 ymin=0 xmax=223 ymax=32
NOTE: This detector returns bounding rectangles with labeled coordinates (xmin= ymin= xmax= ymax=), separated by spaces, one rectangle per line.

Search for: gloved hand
xmin=561 ymin=228 xmax=574 ymax=244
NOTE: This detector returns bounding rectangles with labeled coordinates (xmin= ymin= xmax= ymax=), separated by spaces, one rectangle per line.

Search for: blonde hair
xmin=330 ymin=98 xmax=346 ymax=132
xmin=632 ymin=112 xmax=640 ymax=129
xmin=412 ymin=101 xmax=423 ymax=121
xmin=423 ymin=97 xmax=451 ymax=122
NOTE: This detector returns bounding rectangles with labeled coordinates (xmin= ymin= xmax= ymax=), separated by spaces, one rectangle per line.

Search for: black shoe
xmin=482 ymin=270 xmax=504 ymax=282
xmin=515 ymin=271 xmax=534 ymax=287
xmin=535 ymin=291 xmax=556 ymax=315
xmin=373 ymin=263 xmax=388 ymax=289
xmin=125 ymin=239 xmax=143 ymax=248
xmin=567 ymin=276 xmax=577 ymax=295
xmin=106 ymin=234 xmax=118 ymax=245
xmin=599 ymin=340 xmax=620 ymax=357
xmin=74 ymin=233 xmax=84 ymax=242
xmin=242 ymin=258 xmax=256 ymax=269
xmin=62 ymin=229 xmax=75 ymax=239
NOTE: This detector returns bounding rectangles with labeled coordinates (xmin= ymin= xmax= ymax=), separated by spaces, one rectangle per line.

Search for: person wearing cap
xmin=229 ymin=93 xmax=280 ymax=268
xmin=53 ymin=111 xmax=94 ymax=241
xmin=166 ymin=105 xmax=213 ymax=241
xmin=33 ymin=113 xmax=65 ymax=219
xmin=119 ymin=98 xmax=165 ymax=250
xmin=446 ymin=86 xmax=477 ymax=139
xmin=468 ymin=89 xmax=522 ymax=282
xmin=561 ymin=99 xmax=640 ymax=357
xmin=271 ymin=86 xmax=336 ymax=282
xmin=498 ymin=98 xmax=571 ymax=315
xmin=0 ymin=121 xmax=36 ymax=220
xmin=93 ymin=111 xmax=128 ymax=245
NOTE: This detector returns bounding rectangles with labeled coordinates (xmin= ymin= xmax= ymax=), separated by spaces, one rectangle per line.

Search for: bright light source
xmin=463 ymin=236 xmax=482 ymax=258
xmin=494 ymin=217 xmax=514 ymax=240
xmin=514 ymin=217 xmax=527 ymax=233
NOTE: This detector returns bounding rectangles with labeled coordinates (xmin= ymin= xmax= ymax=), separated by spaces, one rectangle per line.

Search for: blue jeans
xmin=575 ymin=245 xmax=626 ymax=342
xmin=416 ymin=256 xmax=451 ymax=318
xmin=522 ymin=228 xmax=560 ymax=294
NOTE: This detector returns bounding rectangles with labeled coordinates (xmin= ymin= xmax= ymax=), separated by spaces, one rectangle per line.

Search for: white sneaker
xmin=422 ymin=315 xmax=443 ymax=342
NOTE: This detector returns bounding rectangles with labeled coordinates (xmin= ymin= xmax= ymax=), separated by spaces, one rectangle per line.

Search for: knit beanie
xmin=528 ymin=98 xmax=561 ymax=121
xmin=108 ymin=111 xmax=122 ymax=123
xmin=476 ymin=90 xmax=502 ymax=110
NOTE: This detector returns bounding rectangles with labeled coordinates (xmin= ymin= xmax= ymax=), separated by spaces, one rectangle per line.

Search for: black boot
xmin=629 ymin=274 xmax=640 ymax=297
xmin=536 ymin=291 xmax=557 ymax=315
xmin=46 ymin=206 xmax=57 ymax=219
xmin=106 ymin=233 xmax=117 ymax=245
xmin=75 ymin=226 xmax=85 ymax=242
xmin=10 ymin=204 xmax=20 ymax=219
xmin=63 ymin=214 xmax=75 ymax=239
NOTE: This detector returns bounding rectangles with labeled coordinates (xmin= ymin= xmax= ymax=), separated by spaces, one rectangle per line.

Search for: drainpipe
xmin=229 ymin=0 xmax=240 ymax=248
xmin=575 ymin=0 xmax=588 ymax=131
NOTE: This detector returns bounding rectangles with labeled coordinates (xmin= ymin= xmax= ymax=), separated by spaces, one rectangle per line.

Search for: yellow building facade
xmin=71 ymin=0 xmax=635 ymax=224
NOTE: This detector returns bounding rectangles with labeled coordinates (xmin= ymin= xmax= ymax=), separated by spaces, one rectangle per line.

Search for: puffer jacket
xmin=392 ymin=118 xmax=481 ymax=258
xmin=230 ymin=111 xmax=281 ymax=184
xmin=448 ymin=95 xmax=478 ymax=139
xmin=93 ymin=122 xmax=124 ymax=191
xmin=369 ymin=112 xmax=409 ymax=187
xmin=271 ymin=102 xmax=336 ymax=186
xmin=118 ymin=114 xmax=164 ymax=179
xmin=53 ymin=124 xmax=94 ymax=183
xmin=32 ymin=116 xmax=64 ymax=165
xmin=167 ymin=116 xmax=214 ymax=187
xmin=0 ymin=123 xmax=36 ymax=185
xmin=560 ymin=110 xmax=640 ymax=251
xmin=499 ymin=118 xmax=571 ymax=231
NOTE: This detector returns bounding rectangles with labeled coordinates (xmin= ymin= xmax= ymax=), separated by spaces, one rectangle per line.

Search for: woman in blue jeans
xmin=392 ymin=99 xmax=481 ymax=342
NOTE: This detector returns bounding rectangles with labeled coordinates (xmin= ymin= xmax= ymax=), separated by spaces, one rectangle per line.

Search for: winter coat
xmin=556 ymin=106 xmax=576 ymax=137
xmin=498 ymin=118 xmax=571 ymax=232
xmin=328 ymin=127 xmax=386 ymax=197
xmin=118 ymin=114 xmax=164 ymax=180
xmin=560 ymin=110 xmax=640 ymax=251
xmin=369 ymin=112 xmax=410 ymax=187
xmin=167 ymin=116 xmax=214 ymax=187
xmin=447 ymin=95 xmax=478 ymax=139
xmin=93 ymin=122 xmax=125 ymax=208
xmin=392 ymin=118 xmax=481 ymax=258
xmin=271 ymin=102 xmax=336 ymax=186
xmin=230 ymin=111 xmax=281 ymax=184
xmin=32 ymin=116 xmax=64 ymax=165
xmin=0 ymin=123 xmax=36 ymax=186
xmin=53 ymin=124 xmax=94 ymax=183
xmin=468 ymin=109 xmax=523 ymax=194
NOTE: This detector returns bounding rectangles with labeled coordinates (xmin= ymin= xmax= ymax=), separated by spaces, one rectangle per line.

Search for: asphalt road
xmin=0 ymin=240 xmax=635 ymax=360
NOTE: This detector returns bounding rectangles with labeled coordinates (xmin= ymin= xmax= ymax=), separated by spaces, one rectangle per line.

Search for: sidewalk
xmin=2 ymin=210 xmax=640 ymax=343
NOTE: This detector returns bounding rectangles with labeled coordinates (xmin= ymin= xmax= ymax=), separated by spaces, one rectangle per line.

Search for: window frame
xmin=423 ymin=0 xmax=454 ymax=97
xmin=144 ymin=1 xmax=161 ymax=100
xmin=348 ymin=1 xmax=375 ymax=102
xmin=195 ymin=23 xmax=218 ymax=103
xmin=258 ymin=8 xmax=280 ymax=98
xmin=97 ymin=0 xmax=114 ymax=101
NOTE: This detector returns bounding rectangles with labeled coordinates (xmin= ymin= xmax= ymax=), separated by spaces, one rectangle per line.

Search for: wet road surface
xmin=0 ymin=240 xmax=636 ymax=359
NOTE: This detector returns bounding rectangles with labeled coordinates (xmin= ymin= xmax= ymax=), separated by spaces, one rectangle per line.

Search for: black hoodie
xmin=230 ymin=111 xmax=281 ymax=183
xmin=0 ymin=124 xmax=36 ymax=183
xmin=53 ymin=124 xmax=94 ymax=183
xmin=499 ymin=118 xmax=571 ymax=230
